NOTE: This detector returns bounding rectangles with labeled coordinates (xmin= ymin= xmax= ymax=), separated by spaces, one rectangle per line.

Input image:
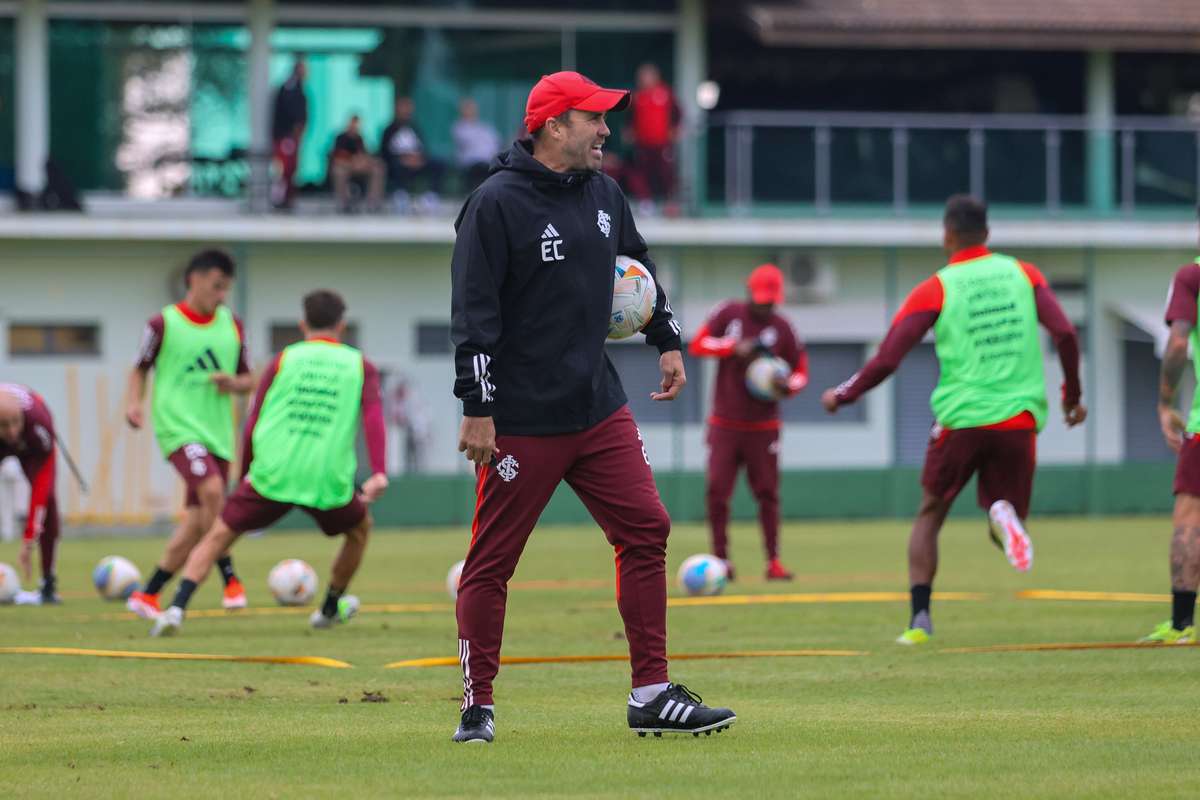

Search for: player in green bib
xmin=822 ymin=196 xmax=1087 ymax=644
xmin=151 ymin=289 xmax=388 ymax=637
xmin=124 ymin=250 xmax=254 ymax=619
xmin=1142 ymin=247 xmax=1200 ymax=644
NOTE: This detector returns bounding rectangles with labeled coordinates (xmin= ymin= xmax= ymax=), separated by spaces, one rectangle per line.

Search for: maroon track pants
xmin=705 ymin=425 xmax=781 ymax=561
xmin=456 ymin=405 xmax=671 ymax=708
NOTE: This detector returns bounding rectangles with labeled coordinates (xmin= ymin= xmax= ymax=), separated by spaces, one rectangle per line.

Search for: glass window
xmin=415 ymin=322 xmax=452 ymax=356
xmin=0 ymin=19 xmax=13 ymax=192
xmin=9 ymin=323 xmax=101 ymax=357
xmin=780 ymin=344 xmax=866 ymax=423
xmin=270 ymin=323 xmax=358 ymax=352
xmin=273 ymin=24 xmax=562 ymax=196
xmin=48 ymin=20 xmax=250 ymax=196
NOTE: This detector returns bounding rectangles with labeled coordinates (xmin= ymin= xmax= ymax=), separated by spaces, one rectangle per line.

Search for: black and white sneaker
xmin=627 ymin=683 xmax=736 ymax=738
xmin=452 ymin=705 xmax=495 ymax=743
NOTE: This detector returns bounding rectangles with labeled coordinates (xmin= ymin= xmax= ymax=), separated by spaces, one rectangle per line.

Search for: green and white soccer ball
xmin=268 ymin=559 xmax=318 ymax=606
xmin=608 ymin=256 xmax=657 ymax=340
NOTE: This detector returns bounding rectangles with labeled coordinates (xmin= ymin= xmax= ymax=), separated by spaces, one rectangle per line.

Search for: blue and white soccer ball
xmin=608 ymin=256 xmax=657 ymax=340
xmin=0 ymin=562 xmax=20 ymax=604
xmin=676 ymin=554 xmax=729 ymax=597
xmin=92 ymin=555 xmax=141 ymax=601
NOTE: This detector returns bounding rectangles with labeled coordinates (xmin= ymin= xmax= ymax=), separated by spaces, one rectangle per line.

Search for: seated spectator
xmin=380 ymin=97 xmax=445 ymax=214
xmin=329 ymin=114 xmax=385 ymax=213
xmin=627 ymin=63 xmax=681 ymax=215
xmin=452 ymin=98 xmax=501 ymax=193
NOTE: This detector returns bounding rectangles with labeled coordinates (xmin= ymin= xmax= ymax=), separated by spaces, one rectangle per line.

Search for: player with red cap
xmin=449 ymin=71 xmax=736 ymax=743
xmin=689 ymin=264 xmax=809 ymax=581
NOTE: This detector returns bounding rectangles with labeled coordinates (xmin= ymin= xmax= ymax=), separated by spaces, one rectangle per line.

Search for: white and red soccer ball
xmin=268 ymin=559 xmax=318 ymax=606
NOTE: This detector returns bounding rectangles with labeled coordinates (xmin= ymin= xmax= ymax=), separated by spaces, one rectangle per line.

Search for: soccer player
xmin=124 ymin=249 xmax=253 ymax=618
xmin=821 ymin=195 xmax=1086 ymax=645
xmin=450 ymin=70 xmax=736 ymax=743
xmin=689 ymin=263 xmax=808 ymax=581
xmin=151 ymin=289 xmax=388 ymax=636
xmin=1142 ymin=248 xmax=1200 ymax=643
xmin=0 ymin=383 xmax=62 ymax=604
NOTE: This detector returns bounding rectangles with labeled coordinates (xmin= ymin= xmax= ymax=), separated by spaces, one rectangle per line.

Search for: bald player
xmin=0 ymin=384 xmax=62 ymax=604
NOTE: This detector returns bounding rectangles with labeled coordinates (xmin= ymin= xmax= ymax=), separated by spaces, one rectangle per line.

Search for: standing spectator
xmin=380 ymin=96 xmax=445 ymax=213
xmin=329 ymin=115 xmax=385 ymax=213
xmin=452 ymin=98 xmax=501 ymax=193
xmin=627 ymin=63 xmax=680 ymax=214
xmin=271 ymin=57 xmax=308 ymax=210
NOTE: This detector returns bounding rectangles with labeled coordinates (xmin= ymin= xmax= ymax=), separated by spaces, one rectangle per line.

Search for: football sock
xmin=143 ymin=567 xmax=173 ymax=596
xmin=482 ymin=705 xmax=495 ymax=712
xmin=630 ymin=682 xmax=670 ymax=704
xmin=321 ymin=586 xmax=345 ymax=618
xmin=1171 ymin=590 xmax=1196 ymax=630
xmin=910 ymin=584 xmax=932 ymax=631
xmin=171 ymin=579 xmax=198 ymax=611
xmin=217 ymin=557 xmax=237 ymax=586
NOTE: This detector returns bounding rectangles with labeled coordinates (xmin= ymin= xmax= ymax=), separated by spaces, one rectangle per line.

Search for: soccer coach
xmin=449 ymin=71 xmax=736 ymax=743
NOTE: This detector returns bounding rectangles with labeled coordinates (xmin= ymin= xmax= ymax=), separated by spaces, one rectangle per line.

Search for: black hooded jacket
xmin=450 ymin=140 xmax=682 ymax=436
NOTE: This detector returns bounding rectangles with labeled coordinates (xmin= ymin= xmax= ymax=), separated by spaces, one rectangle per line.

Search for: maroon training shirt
xmin=1165 ymin=261 xmax=1200 ymax=329
xmin=0 ymin=384 xmax=57 ymax=540
xmin=689 ymin=301 xmax=809 ymax=430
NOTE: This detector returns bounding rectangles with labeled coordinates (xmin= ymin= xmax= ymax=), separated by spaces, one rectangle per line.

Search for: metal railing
xmin=708 ymin=111 xmax=1200 ymax=215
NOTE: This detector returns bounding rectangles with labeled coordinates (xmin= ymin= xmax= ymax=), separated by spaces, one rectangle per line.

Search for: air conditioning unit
xmin=778 ymin=251 xmax=837 ymax=304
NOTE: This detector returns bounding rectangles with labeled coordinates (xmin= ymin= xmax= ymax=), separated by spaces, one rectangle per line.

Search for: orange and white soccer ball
xmin=608 ymin=256 xmax=657 ymax=340
xmin=0 ymin=562 xmax=19 ymax=604
xmin=268 ymin=559 xmax=318 ymax=606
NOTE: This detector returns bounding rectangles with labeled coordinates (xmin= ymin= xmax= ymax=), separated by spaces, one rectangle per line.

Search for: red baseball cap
xmin=747 ymin=263 xmax=785 ymax=305
xmin=524 ymin=71 xmax=631 ymax=134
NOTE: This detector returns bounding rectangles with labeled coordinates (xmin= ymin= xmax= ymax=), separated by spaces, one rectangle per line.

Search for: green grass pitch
xmin=1 ymin=515 xmax=1195 ymax=798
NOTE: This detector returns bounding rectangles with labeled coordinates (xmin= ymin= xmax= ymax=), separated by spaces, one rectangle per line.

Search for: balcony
xmin=704 ymin=111 xmax=1200 ymax=219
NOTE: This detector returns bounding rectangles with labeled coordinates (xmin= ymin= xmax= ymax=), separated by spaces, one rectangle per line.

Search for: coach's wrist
xmin=462 ymin=400 xmax=493 ymax=418
xmin=653 ymin=335 xmax=682 ymax=355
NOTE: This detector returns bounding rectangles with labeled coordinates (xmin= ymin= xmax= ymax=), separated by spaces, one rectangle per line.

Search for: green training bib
xmin=248 ymin=340 xmax=364 ymax=510
xmin=930 ymin=252 xmax=1048 ymax=431
xmin=150 ymin=304 xmax=242 ymax=459
xmin=1187 ymin=257 xmax=1200 ymax=434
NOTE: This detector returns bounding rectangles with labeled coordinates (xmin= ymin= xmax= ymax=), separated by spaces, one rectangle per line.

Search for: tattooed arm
xmin=1159 ymin=319 xmax=1192 ymax=452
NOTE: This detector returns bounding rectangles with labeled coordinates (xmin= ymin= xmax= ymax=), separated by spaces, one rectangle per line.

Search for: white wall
xmin=0 ymin=236 xmax=1193 ymax=524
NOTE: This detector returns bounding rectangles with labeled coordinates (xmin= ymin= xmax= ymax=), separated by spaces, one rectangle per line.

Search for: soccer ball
xmin=447 ymin=559 xmax=465 ymax=601
xmin=268 ymin=559 xmax=318 ymax=606
xmin=745 ymin=355 xmax=791 ymax=402
xmin=676 ymin=554 xmax=728 ymax=597
xmin=92 ymin=556 xmax=141 ymax=601
xmin=0 ymin=562 xmax=19 ymax=604
xmin=608 ymin=256 xmax=657 ymax=340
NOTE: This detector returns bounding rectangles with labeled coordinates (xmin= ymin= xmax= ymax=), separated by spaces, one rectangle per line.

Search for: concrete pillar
xmin=1086 ymin=50 xmax=1116 ymax=214
xmin=674 ymin=0 xmax=705 ymax=213
xmin=15 ymin=0 xmax=49 ymax=196
xmin=247 ymin=0 xmax=274 ymax=212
